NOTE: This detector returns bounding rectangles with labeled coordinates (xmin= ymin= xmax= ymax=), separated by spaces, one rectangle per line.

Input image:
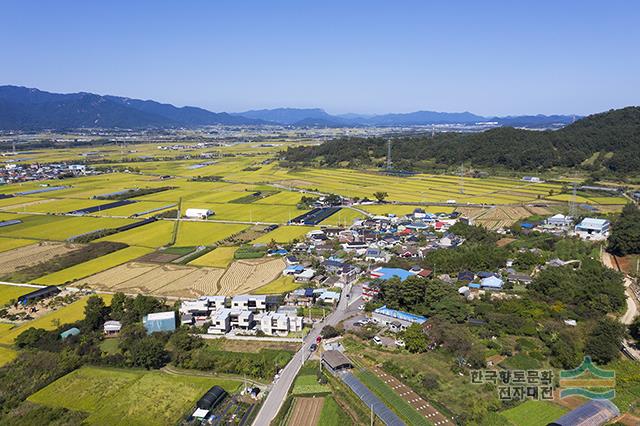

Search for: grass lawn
xmin=318 ymin=396 xmax=351 ymax=426
xmin=0 ymin=345 xmax=17 ymax=367
xmin=0 ymin=294 xmax=112 ymax=345
xmin=0 ymin=284 xmax=32 ymax=306
xmin=253 ymin=275 xmax=300 ymax=295
xmin=501 ymin=400 xmax=567 ymax=426
xmin=189 ymin=246 xmax=238 ymax=268
xmin=252 ymin=225 xmax=315 ymax=244
xmin=0 ymin=237 xmax=34 ymax=253
xmin=28 ymin=366 xmax=241 ymax=426
xmin=33 ymin=246 xmax=153 ymax=285
xmin=355 ymin=368 xmax=431 ymax=426
xmin=99 ymin=338 xmax=121 ymax=355
xmin=291 ymin=361 xmax=330 ymax=395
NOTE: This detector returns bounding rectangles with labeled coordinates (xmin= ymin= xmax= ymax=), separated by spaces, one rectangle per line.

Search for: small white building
xmin=546 ymin=214 xmax=573 ymax=228
xmin=258 ymin=312 xmax=303 ymax=336
xmin=295 ymin=269 xmax=315 ymax=282
xmin=208 ymin=309 xmax=231 ymax=334
xmin=231 ymin=295 xmax=267 ymax=312
xmin=180 ymin=300 xmax=209 ymax=316
xmin=185 ymin=208 xmax=213 ymax=219
xmin=103 ymin=320 xmax=122 ymax=335
xmin=198 ymin=295 xmax=227 ymax=310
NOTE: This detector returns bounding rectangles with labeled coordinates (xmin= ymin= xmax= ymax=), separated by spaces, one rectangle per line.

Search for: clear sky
xmin=2 ymin=0 xmax=639 ymax=116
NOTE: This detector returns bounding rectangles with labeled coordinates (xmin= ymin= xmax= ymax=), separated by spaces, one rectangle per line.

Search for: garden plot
xmin=218 ymin=257 xmax=285 ymax=295
xmin=287 ymin=397 xmax=324 ymax=426
xmin=0 ymin=242 xmax=79 ymax=275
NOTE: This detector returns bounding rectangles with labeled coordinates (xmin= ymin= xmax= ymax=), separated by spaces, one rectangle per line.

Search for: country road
xmin=251 ymin=284 xmax=358 ymax=426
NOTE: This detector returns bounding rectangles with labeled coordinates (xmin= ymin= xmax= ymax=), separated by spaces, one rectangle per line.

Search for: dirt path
xmin=370 ymin=365 xmax=454 ymax=426
xmin=287 ymin=397 xmax=324 ymax=426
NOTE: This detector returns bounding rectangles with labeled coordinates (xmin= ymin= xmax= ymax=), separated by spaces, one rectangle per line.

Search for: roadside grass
xmin=33 ymin=246 xmax=153 ymax=285
xmin=354 ymin=368 xmax=431 ymax=426
xmin=189 ymin=246 xmax=238 ymax=268
xmin=500 ymin=400 xmax=567 ymax=426
xmin=0 ymin=284 xmax=32 ymax=306
xmin=28 ymin=366 xmax=241 ymax=426
xmin=0 ymin=294 xmax=112 ymax=345
xmin=253 ymin=276 xmax=300 ymax=295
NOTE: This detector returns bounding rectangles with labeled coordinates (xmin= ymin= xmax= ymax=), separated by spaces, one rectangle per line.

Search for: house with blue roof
xmin=283 ymin=264 xmax=305 ymax=275
xmin=369 ymin=267 xmax=414 ymax=281
xmin=372 ymin=305 xmax=427 ymax=331
xmin=480 ymin=276 xmax=504 ymax=289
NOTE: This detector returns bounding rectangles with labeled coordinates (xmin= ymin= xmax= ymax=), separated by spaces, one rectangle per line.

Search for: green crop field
xmin=0 ymin=215 xmax=134 ymax=241
xmin=6 ymin=198 xmax=109 ymax=214
xmin=252 ymin=226 xmax=315 ymax=244
xmin=0 ymin=237 xmax=34 ymax=253
xmin=175 ymin=222 xmax=248 ymax=246
xmin=355 ymin=369 xmax=431 ymax=426
xmin=0 ymin=284 xmax=34 ymax=306
xmin=28 ymin=366 xmax=241 ymax=426
xmin=188 ymin=246 xmax=238 ymax=268
xmin=318 ymin=396 xmax=350 ymax=426
xmin=500 ymin=400 xmax=567 ymax=426
xmin=319 ymin=208 xmax=363 ymax=226
xmin=254 ymin=191 xmax=303 ymax=205
xmin=182 ymin=202 xmax=306 ymax=223
xmin=98 ymin=220 xmax=174 ymax=248
xmin=0 ymin=346 xmax=17 ymax=367
xmin=254 ymin=276 xmax=299 ymax=295
xmin=359 ymin=204 xmax=454 ymax=216
xmin=0 ymin=294 xmax=112 ymax=345
xmin=292 ymin=362 xmax=330 ymax=395
xmin=33 ymin=246 xmax=153 ymax=285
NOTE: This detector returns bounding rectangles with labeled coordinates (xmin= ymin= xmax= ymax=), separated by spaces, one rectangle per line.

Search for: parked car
xmin=353 ymin=321 xmax=364 ymax=327
xmin=358 ymin=304 xmax=365 ymax=311
xmin=395 ymin=339 xmax=405 ymax=347
xmin=372 ymin=336 xmax=382 ymax=345
xmin=309 ymin=343 xmax=318 ymax=352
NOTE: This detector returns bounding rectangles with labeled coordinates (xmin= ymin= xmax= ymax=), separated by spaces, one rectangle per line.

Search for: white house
xmin=185 ymin=208 xmax=213 ymax=219
xmin=208 ymin=309 xmax=231 ymax=334
xmin=258 ymin=312 xmax=303 ymax=336
xmin=546 ymin=214 xmax=573 ymax=228
xmin=198 ymin=295 xmax=227 ymax=310
xmin=231 ymin=295 xmax=267 ymax=312
xmin=103 ymin=320 xmax=122 ymax=335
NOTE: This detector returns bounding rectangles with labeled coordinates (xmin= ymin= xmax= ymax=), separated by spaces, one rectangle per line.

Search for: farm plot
xmin=93 ymin=200 xmax=175 ymax=217
xmin=287 ymin=397 xmax=324 ymax=426
xmin=0 ymin=242 xmax=78 ymax=275
xmin=97 ymin=220 xmax=174 ymax=248
xmin=252 ymin=226 xmax=315 ymax=244
xmin=33 ymin=246 xmax=153 ymax=285
xmin=0 ymin=215 xmax=134 ymax=241
xmin=253 ymin=276 xmax=299 ymax=295
xmin=319 ymin=208 xmax=363 ymax=226
xmin=0 ymin=295 xmax=112 ymax=345
xmin=255 ymin=191 xmax=303 ymax=205
xmin=500 ymin=400 xmax=568 ymax=426
xmin=0 ymin=237 xmax=34 ymax=253
xmin=0 ymin=283 xmax=32 ymax=306
xmin=5 ymin=198 xmax=109 ymax=214
xmin=217 ymin=257 xmax=285 ymax=295
xmin=361 ymin=204 xmax=454 ymax=216
xmin=175 ymin=222 xmax=249 ymax=246
xmin=28 ymin=366 xmax=240 ymax=426
xmin=470 ymin=206 xmax=534 ymax=230
xmin=76 ymin=262 xmax=225 ymax=298
xmin=189 ymin=246 xmax=238 ymax=268
xmin=0 ymin=346 xmax=17 ymax=367
xmin=183 ymin=202 xmax=306 ymax=223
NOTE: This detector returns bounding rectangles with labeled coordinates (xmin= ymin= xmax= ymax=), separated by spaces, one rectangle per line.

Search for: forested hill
xmin=282 ymin=107 xmax=640 ymax=174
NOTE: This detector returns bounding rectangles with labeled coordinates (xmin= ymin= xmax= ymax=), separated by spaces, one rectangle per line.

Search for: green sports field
xmin=28 ymin=366 xmax=241 ymax=426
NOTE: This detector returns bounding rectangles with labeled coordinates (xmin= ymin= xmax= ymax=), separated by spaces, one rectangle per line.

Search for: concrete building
xmin=231 ymin=295 xmax=267 ymax=312
xmin=198 ymin=295 xmax=227 ymax=310
xmin=208 ymin=309 xmax=231 ymax=334
xmin=258 ymin=312 xmax=302 ymax=336
xmin=546 ymin=214 xmax=573 ymax=228
xmin=575 ymin=218 xmax=610 ymax=239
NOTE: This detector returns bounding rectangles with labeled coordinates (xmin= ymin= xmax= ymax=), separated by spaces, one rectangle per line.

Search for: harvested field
xmin=136 ymin=252 xmax=182 ymax=263
xmin=0 ymin=242 xmax=78 ymax=275
xmin=287 ymin=397 xmax=324 ymax=426
xmin=218 ymin=257 xmax=285 ymax=295
xmin=459 ymin=206 xmax=534 ymax=230
xmin=75 ymin=262 xmax=225 ymax=298
xmin=163 ymin=267 xmax=225 ymax=297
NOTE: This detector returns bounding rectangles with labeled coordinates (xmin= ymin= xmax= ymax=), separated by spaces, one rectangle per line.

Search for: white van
xmin=372 ymin=336 xmax=382 ymax=345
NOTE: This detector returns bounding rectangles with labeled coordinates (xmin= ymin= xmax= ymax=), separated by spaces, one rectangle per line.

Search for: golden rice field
xmin=174 ymin=222 xmax=248 ymax=246
xmin=97 ymin=220 xmax=174 ymax=248
xmin=0 ymin=215 xmax=134 ymax=241
xmin=252 ymin=226 xmax=316 ymax=244
xmin=0 ymin=283 xmax=33 ymax=306
xmin=0 ymin=237 xmax=34 ymax=253
xmin=253 ymin=275 xmax=299 ymax=295
xmin=0 ymin=294 xmax=113 ymax=345
xmin=188 ymin=246 xmax=238 ymax=268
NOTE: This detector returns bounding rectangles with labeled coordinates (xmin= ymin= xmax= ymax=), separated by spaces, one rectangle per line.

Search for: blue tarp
xmin=371 ymin=267 xmax=413 ymax=281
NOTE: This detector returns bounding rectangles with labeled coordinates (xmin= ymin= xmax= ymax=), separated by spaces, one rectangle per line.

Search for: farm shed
xmin=373 ymin=305 xmax=428 ymax=330
xmin=60 ymin=327 xmax=80 ymax=340
xmin=548 ymin=399 xmax=619 ymax=426
xmin=142 ymin=311 xmax=176 ymax=334
xmin=322 ymin=350 xmax=353 ymax=372
xmin=480 ymin=276 xmax=504 ymax=289
xmin=103 ymin=320 xmax=122 ymax=335
xmin=575 ymin=218 xmax=610 ymax=235
xmin=196 ymin=385 xmax=228 ymax=410
xmin=185 ymin=208 xmax=213 ymax=219
xmin=17 ymin=286 xmax=61 ymax=305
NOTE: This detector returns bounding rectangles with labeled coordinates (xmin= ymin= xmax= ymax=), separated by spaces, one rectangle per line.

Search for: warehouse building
xmin=184 ymin=208 xmax=213 ymax=219
xmin=548 ymin=399 xmax=619 ymax=426
xmin=17 ymin=286 xmax=61 ymax=305
xmin=142 ymin=311 xmax=176 ymax=334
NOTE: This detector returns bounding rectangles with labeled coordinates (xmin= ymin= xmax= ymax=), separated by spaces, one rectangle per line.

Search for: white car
xmin=395 ymin=339 xmax=405 ymax=347
xmin=358 ymin=304 xmax=365 ymax=311
xmin=372 ymin=336 xmax=382 ymax=345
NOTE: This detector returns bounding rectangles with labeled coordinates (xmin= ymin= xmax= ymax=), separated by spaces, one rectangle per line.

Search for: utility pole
xmin=568 ymin=182 xmax=577 ymax=218
xmin=386 ymin=139 xmax=392 ymax=171
xmin=370 ymin=404 xmax=374 ymax=426
xmin=460 ymin=162 xmax=465 ymax=194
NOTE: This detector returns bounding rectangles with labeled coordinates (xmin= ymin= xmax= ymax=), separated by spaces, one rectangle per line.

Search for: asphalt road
xmin=251 ymin=284 xmax=358 ymax=426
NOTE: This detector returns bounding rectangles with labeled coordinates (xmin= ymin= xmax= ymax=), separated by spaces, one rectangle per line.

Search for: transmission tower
xmin=386 ymin=139 xmax=392 ymax=170
xmin=459 ymin=163 xmax=465 ymax=194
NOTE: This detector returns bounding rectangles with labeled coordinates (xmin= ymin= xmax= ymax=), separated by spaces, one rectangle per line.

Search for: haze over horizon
xmin=2 ymin=0 xmax=639 ymax=116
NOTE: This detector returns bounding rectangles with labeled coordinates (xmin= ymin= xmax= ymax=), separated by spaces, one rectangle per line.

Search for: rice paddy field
xmin=174 ymin=221 xmax=248 ymax=246
xmin=0 ymin=283 xmax=32 ymax=306
xmin=252 ymin=225 xmax=316 ymax=244
xmin=0 ymin=294 xmax=113 ymax=345
xmin=188 ymin=246 xmax=238 ymax=268
xmin=0 ymin=346 xmax=17 ymax=367
xmin=0 ymin=237 xmax=35 ymax=253
xmin=28 ymin=366 xmax=240 ymax=426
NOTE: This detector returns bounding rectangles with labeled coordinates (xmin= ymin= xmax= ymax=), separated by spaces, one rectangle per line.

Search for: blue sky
xmin=2 ymin=1 xmax=639 ymax=115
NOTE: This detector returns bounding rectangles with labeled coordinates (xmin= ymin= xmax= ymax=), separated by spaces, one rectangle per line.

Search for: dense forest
xmin=283 ymin=107 xmax=640 ymax=174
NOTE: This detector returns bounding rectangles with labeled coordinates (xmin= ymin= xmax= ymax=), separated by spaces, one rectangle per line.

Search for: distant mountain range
xmin=0 ymin=85 xmax=577 ymax=130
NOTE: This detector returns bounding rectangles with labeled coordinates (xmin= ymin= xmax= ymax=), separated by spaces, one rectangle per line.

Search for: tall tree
xmin=585 ymin=318 xmax=624 ymax=364
xmin=608 ymin=203 xmax=640 ymax=256
xmin=84 ymin=296 xmax=107 ymax=331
